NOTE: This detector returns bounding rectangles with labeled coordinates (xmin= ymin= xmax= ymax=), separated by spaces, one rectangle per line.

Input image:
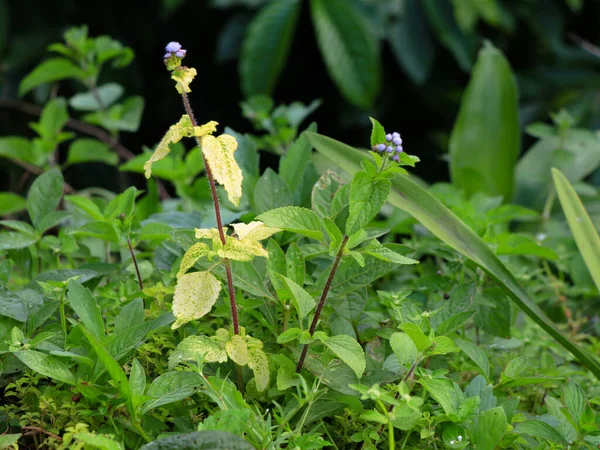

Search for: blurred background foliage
xmin=0 ymin=0 xmax=599 ymax=190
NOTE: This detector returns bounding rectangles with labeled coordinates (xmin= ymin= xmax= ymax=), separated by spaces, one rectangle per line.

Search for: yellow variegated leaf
xmin=195 ymin=227 xmax=224 ymax=240
xmin=225 ymin=335 xmax=250 ymax=366
xmin=232 ymin=221 xmax=281 ymax=241
xmin=194 ymin=121 xmax=219 ymax=138
xmin=172 ymin=271 xmax=221 ymax=329
xmin=170 ymin=335 xmax=227 ymax=367
xmin=177 ymin=242 xmax=210 ymax=278
xmin=171 ymin=67 xmax=198 ymax=94
xmin=217 ymin=237 xmax=267 ymax=261
xmin=248 ymin=347 xmax=270 ymax=392
xmin=201 ymin=134 xmax=243 ymax=206
xmin=144 ymin=115 xmax=195 ymax=178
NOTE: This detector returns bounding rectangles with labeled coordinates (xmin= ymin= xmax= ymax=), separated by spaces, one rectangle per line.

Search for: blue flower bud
xmin=392 ymin=132 xmax=400 ymax=139
xmin=393 ymin=137 xmax=402 ymax=145
xmin=377 ymin=144 xmax=386 ymax=151
xmin=385 ymin=133 xmax=392 ymax=142
xmin=163 ymin=52 xmax=171 ymax=59
xmin=392 ymin=154 xmax=400 ymax=161
xmin=386 ymin=146 xmax=394 ymax=153
xmin=165 ymin=41 xmax=182 ymax=53
xmin=395 ymin=145 xmax=403 ymax=153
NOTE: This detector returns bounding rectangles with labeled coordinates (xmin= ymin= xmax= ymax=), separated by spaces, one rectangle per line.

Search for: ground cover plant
xmin=1 ymin=17 xmax=600 ymax=450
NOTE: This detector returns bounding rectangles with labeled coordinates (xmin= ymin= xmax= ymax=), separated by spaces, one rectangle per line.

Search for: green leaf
xmin=0 ymin=434 xmax=21 ymax=449
xmin=546 ymin=396 xmax=578 ymax=442
xmin=140 ymin=431 xmax=254 ymax=450
xmin=278 ymin=275 xmax=316 ymax=320
xmin=389 ymin=332 xmax=418 ymax=367
xmin=363 ymin=240 xmax=419 ymax=265
xmin=305 ymin=131 xmax=600 ymax=379
xmin=449 ymin=42 xmax=520 ymax=200
xmin=285 ymin=242 xmax=305 ymax=286
xmin=72 ymin=221 xmax=120 ymax=243
xmin=81 ymin=327 xmax=132 ymax=407
xmin=85 ymin=96 xmax=145 ymax=132
xmin=472 ymin=406 xmax=507 ymax=450
xmin=310 ymin=0 xmax=381 ymax=109
xmin=311 ymin=170 xmax=345 ymax=218
xmin=503 ymin=356 xmax=528 ymax=378
xmin=563 ymin=381 xmax=586 ymax=422
xmin=273 ymin=354 xmax=300 ymax=390
xmin=345 ymin=172 xmax=390 ymax=235
xmin=0 ymin=193 xmax=27 ymax=216
xmin=455 ymin=338 xmax=490 ymax=380
xmin=141 ymin=371 xmax=203 ymax=415
xmin=27 ymin=168 xmax=64 ymax=231
xmin=0 ymin=232 xmax=38 ymax=250
xmin=253 ymin=168 xmax=293 ymax=213
xmin=240 ymin=0 xmax=300 ymax=96
xmin=14 ymin=350 xmax=76 ymax=385
xmin=257 ymin=206 xmax=323 ymax=241
xmin=34 ymin=97 xmax=69 ymax=139
xmin=277 ymin=327 xmax=303 ymax=344
xmin=0 ymin=285 xmax=27 ymax=322
xmin=323 ymin=334 xmax=366 ymax=378
xmin=515 ymin=420 xmax=568 ymax=444
xmin=66 ymin=139 xmax=118 ymax=166
xmin=129 ymin=358 xmax=147 ymax=401
xmin=65 ymin=195 xmax=105 ymax=221
xmin=398 ymin=323 xmax=432 ymax=352
xmin=280 ymin=130 xmax=314 ymax=193
xmin=67 ymin=279 xmax=105 ymax=339
xmin=369 ymin=117 xmax=386 ymax=148
xmin=552 ymin=168 xmax=600 ymax=293
xmin=69 ymin=82 xmax=124 ymax=111
xmin=19 ymin=58 xmax=86 ymax=96
xmin=0 ymin=137 xmax=36 ymax=165
xmin=419 ymin=377 xmax=460 ymax=416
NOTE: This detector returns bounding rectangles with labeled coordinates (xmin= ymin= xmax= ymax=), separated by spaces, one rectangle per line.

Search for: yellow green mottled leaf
xmin=232 ymin=221 xmax=281 ymax=241
xmin=171 ymin=67 xmax=198 ymax=94
xmin=201 ymin=134 xmax=243 ymax=206
xmin=194 ymin=121 xmax=219 ymax=138
xmin=172 ymin=271 xmax=221 ymax=329
xmin=144 ymin=115 xmax=195 ymax=178
xmin=248 ymin=347 xmax=270 ymax=392
xmin=177 ymin=242 xmax=210 ymax=278
xmin=218 ymin=237 xmax=267 ymax=261
xmin=225 ymin=335 xmax=250 ymax=366
xmin=170 ymin=335 xmax=227 ymax=368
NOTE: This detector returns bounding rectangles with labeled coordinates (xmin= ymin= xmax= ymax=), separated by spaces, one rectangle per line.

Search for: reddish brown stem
xmin=127 ymin=237 xmax=144 ymax=290
xmin=296 ymin=235 xmax=349 ymax=373
xmin=180 ymin=91 xmax=239 ymax=334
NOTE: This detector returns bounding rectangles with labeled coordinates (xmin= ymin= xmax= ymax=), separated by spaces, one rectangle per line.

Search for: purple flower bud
xmin=377 ymin=144 xmax=386 ymax=151
xmin=165 ymin=41 xmax=182 ymax=53
xmin=386 ymin=146 xmax=394 ymax=153
xmin=393 ymin=137 xmax=402 ymax=145
xmin=385 ymin=133 xmax=392 ymax=142
xmin=175 ymin=49 xmax=186 ymax=58
xmin=392 ymin=132 xmax=400 ymax=139
xmin=392 ymin=154 xmax=400 ymax=161
xmin=395 ymin=145 xmax=403 ymax=153
xmin=163 ymin=52 xmax=171 ymax=59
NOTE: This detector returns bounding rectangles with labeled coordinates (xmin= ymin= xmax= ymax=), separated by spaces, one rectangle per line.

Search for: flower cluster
xmin=163 ymin=41 xmax=187 ymax=59
xmin=372 ymin=131 xmax=404 ymax=162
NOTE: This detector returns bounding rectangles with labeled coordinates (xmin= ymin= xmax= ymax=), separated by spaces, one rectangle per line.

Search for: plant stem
xmin=180 ymin=91 xmax=239 ymax=334
xmin=132 ymin=420 xmax=152 ymax=443
xmin=296 ymin=235 xmax=349 ymax=373
xmin=59 ymin=289 xmax=68 ymax=348
xmin=127 ymin=237 xmax=144 ymax=290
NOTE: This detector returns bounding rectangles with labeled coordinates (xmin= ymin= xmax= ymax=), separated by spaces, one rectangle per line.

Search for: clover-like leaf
xmin=177 ymin=242 xmax=211 ymax=278
xmin=172 ymin=271 xmax=221 ymax=329
xmin=171 ymin=66 xmax=198 ymax=94
xmin=201 ymin=134 xmax=243 ymax=206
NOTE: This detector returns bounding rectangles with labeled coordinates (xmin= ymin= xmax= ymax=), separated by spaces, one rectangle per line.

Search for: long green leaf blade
xmin=240 ymin=0 xmax=301 ymax=96
xmin=305 ymin=131 xmax=600 ymax=379
xmin=552 ymin=168 xmax=600 ymax=293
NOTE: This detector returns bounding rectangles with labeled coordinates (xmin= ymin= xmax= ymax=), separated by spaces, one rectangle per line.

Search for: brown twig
xmin=0 ymin=99 xmax=135 ymax=160
xmin=569 ymin=33 xmax=600 ymax=58
xmin=21 ymin=426 xmax=62 ymax=441
xmin=127 ymin=236 xmax=144 ymax=290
